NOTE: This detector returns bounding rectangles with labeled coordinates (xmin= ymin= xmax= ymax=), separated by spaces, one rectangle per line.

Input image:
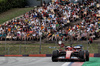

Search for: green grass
xmin=0 ymin=7 xmax=34 ymax=24
xmin=82 ymin=57 xmax=100 ymax=66
xmin=0 ymin=43 xmax=99 ymax=55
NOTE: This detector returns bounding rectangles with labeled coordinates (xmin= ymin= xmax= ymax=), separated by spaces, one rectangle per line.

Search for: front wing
xmin=57 ymin=56 xmax=85 ymax=61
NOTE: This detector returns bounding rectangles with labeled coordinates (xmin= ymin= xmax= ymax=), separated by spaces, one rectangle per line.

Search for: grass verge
xmin=0 ymin=7 xmax=34 ymax=24
xmin=0 ymin=43 xmax=98 ymax=55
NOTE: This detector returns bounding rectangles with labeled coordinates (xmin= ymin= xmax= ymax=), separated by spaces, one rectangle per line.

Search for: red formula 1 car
xmin=52 ymin=45 xmax=89 ymax=62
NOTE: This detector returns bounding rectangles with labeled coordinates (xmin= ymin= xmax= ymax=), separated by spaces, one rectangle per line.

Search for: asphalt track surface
xmin=0 ymin=57 xmax=66 ymax=66
xmin=0 ymin=57 xmax=99 ymax=66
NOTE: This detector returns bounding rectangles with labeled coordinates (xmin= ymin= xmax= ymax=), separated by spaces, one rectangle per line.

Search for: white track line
xmin=61 ymin=62 xmax=71 ymax=66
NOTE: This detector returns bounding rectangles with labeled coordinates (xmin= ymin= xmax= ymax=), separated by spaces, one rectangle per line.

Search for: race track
xmin=0 ymin=57 xmax=99 ymax=66
xmin=0 ymin=57 xmax=65 ymax=66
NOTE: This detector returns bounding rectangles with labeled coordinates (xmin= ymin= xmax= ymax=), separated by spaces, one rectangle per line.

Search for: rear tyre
xmin=86 ymin=50 xmax=89 ymax=61
xmin=52 ymin=50 xmax=59 ymax=62
xmin=79 ymin=51 xmax=84 ymax=59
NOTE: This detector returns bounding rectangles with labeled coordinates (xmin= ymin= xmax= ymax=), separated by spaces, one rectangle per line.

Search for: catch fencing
xmin=0 ymin=40 xmax=100 ymax=55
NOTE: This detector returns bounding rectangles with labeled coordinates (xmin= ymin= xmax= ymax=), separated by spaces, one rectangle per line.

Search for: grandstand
xmin=0 ymin=0 xmax=100 ymax=42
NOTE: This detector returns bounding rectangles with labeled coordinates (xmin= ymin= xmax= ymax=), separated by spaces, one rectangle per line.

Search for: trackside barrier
xmin=94 ymin=53 xmax=100 ymax=57
xmin=89 ymin=53 xmax=94 ymax=57
xmin=0 ymin=55 xmax=4 ymax=56
xmin=29 ymin=54 xmax=46 ymax=57
xmin=22 ymin=55 xmax=29 ymax=56
xmin=46 ymin=54 xmax=52 ymax=57
xmin=5 ymin=55 xmax=22 ymax=57
xmin=0 ymin=53 xmax=99 ymax=57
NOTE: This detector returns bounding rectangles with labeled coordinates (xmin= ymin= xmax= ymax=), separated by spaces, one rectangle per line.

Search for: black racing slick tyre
xmin=86 ymin=50 xmax=89 ymax=61
xmin=79 ymin=51 xmax=84 ymax=59
xmin=52 ymin=50 xmax=59 ymax=62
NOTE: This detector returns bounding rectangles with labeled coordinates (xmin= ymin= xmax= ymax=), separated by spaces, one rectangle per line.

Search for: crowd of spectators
xmin=54 ymin=0 xmax=100 ymax=42
xmin=0 ymin=0 xmax=100 ymax=42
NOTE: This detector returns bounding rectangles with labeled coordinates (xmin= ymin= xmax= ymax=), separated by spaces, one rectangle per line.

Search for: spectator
xmin=0 ymin=0 xmax=99 ymax=43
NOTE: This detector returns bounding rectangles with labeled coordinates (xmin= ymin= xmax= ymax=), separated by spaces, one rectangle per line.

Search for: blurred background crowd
xmin=0 ymin=0 xmax=100 ymax=43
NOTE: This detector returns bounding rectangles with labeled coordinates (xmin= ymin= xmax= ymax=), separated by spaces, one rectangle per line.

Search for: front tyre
xmin=52 ymin=50 xmax=59 ymax=62
xmin=79 ymin=51 xmax=84 ymax=59
xmin=85 ymin=50 xmax=89 ymax=61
